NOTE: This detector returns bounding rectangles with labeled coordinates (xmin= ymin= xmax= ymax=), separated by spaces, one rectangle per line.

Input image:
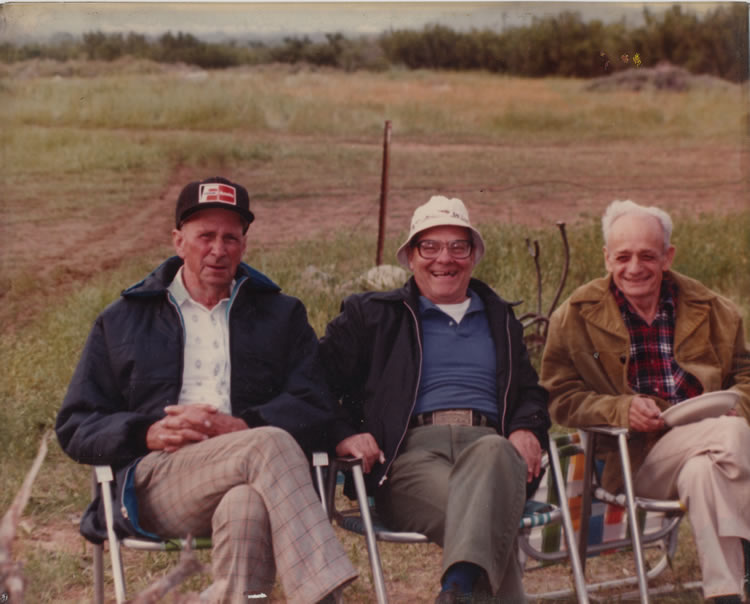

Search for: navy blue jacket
xmin=56 ymin=256 xmax=338 ymax=542
xmin=319 ymin=277 xmax=551 ymax=495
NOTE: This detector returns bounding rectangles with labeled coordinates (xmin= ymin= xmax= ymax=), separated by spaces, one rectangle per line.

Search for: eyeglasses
xmin=412 ymin=239 xmax=473 ymax=260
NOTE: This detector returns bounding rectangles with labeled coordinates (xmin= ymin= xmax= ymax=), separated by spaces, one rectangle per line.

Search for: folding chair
xmin=517 ymin=429 xmax=690 ymax=602
xmin=91 ymin=453 xmax=330 ymax=603
xmin=577 ymin=426 xmax=694 ymax=602
xmin=325 ymin=435 xmax=589 ymax=604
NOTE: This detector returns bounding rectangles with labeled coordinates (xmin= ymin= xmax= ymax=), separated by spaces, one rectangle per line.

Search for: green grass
xmin=2 ymin=68 xmax=746 ymax=143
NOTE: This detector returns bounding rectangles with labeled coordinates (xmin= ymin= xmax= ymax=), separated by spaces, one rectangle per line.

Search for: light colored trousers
xmin=634 ymin=416 xmax=750 ymax=598
xmin=375 ymin=424 xmax=528 ymax=601
xmin=134 ymin=427 xmax=357 ymax=604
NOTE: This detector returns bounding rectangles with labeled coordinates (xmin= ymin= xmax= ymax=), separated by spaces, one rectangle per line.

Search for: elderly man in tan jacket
xmin=541 ymin=200 xmax=750 ymax=604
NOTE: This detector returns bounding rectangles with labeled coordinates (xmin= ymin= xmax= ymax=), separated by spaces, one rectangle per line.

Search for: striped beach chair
xmin=519 ymin=429 xmax=689 ymax=602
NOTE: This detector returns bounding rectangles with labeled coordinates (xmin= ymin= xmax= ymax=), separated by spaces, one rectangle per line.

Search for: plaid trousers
xmin=134 ymin=427 xmax=357 ymax=604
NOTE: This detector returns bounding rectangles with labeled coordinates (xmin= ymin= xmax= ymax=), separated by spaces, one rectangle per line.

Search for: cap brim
xmin=179 ymin=203 xmax=255 ymax=228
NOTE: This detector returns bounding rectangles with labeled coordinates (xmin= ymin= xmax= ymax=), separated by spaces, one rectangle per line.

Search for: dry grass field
xmin=1 ymin=59 xmax=748 ymax=602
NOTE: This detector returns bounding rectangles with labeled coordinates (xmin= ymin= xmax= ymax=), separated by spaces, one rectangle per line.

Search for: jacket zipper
xmin=224 ymin=276 xmax=247 ymax=413
xmin=500 ymin=311 xmax=512 ymax=436
xmin=378 ymin=299 xmax=423 ymax=486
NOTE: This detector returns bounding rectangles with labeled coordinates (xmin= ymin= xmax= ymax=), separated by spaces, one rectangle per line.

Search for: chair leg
xmin=91 ymin=469 xmax=104 ymax=604
xmin=350 ymin=463 xmax=389 ymax=604
xmin=549 ymin=438 xmax=590 ymax=604
xmin=616 ymin=432 xmax=650 ymax=604
xmin=93 ymin=542 xmax=104 ymax=604
xmin=95 ymin=467 xmax=127 ymax=603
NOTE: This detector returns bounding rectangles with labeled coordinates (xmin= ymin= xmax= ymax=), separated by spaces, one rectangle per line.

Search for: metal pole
xmin=376 ymin=120 xmax=392 ymax=266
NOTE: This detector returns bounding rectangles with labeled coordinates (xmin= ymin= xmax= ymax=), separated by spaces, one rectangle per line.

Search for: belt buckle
xmin=432 ymin=409 xmax=473 ymax=426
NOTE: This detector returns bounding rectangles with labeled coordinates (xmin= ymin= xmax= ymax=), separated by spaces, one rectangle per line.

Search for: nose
xmin=210 ymin=238 xmax=227 ymax=257
xmin=625 ymin=256 xmax=642 ymax=273
xmin=434 ymin=244 xmax=454 ymax=262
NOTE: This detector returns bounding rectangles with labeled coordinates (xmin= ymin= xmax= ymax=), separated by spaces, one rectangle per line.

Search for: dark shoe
xmin=435 ymin=583 xmax=472 ymax=604
xmin=316 ymin=587 xmax=343 ymax=604
xmin=713 ymin=595 xmax=741 ymax=604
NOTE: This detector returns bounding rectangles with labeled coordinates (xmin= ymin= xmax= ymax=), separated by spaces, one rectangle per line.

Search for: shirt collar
xmin=418 ymin=288 xmax=485 ymax=315
xmin=611 ymin=274 xmax=676 ymax=317
xmin=168 ymin=266 xmax=236 ymax=308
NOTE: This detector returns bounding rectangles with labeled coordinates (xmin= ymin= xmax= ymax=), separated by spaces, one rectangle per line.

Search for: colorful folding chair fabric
xmin=519 ymin=430 xmax=687 ymax=602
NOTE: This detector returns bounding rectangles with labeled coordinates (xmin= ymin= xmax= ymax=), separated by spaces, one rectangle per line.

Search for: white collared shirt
xmin=168 ymin=266 xmax=234 ymax=414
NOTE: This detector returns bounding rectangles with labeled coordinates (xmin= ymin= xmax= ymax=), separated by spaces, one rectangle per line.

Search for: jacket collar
xmin=369 ymin=276 xmax=511 ymax=314
xmin=572 ymin=270 xmax=716 ymax=340
xmin=121 ymin=256 xmax=281 ymax=298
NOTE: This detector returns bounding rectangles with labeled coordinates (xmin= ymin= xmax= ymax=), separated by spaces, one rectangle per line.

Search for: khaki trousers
xmin=375 ymin=425 xmax=528 ymax=601
xmin=634 ymin=416 xmax=750 ymax=598
xmin=134 ymin=427 xmax=357 ymax=604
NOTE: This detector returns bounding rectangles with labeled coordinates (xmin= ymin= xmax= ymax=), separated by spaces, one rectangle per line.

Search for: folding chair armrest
xmin=580 ymin=425 xmax=629 ymax=438
xmin=329 ymin=456 xmax=365 ymax=471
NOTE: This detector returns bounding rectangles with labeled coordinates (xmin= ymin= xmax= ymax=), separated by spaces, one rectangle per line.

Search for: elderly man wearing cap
xmin=56 ymin=177 xmax=357 ymax=603
xmin=319 ymin=196 xmax=550 ymax=603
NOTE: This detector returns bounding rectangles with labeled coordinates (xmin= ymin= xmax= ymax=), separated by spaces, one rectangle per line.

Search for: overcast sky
xmin=0 ymin=1 xmax=726 ymax=43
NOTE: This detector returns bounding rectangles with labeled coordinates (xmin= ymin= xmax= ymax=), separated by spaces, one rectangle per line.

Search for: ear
xmin=603 ymin=245 xmax=613 ymax=273
xmin=172 ymin=228 xmax=186 ymax=259
xmin=662 ymin=245 xmax=676 ymax=271
xmin=407 ymin=247 xmax=416 ymax=272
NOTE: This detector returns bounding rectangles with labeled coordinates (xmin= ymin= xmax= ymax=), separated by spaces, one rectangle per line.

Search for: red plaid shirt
xmin=612 ymin=276 xmax=703 ymax=405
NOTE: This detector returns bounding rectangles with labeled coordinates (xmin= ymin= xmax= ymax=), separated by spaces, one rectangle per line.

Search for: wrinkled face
xmin=408 ymin=225 xmax=474 ymax=304
xmin=604 ymin=213 xmax=674 ymax=307
xmin=173 ymin=208 xmax=247 ymax=300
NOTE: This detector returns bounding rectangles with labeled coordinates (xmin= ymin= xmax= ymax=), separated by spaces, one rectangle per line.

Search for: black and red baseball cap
xmin=175 ymin=176 xmax=255 ymax=232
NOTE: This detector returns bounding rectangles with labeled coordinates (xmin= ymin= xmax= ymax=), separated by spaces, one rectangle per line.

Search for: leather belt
xmin=409 ymin=409 xmax=498 ymax=430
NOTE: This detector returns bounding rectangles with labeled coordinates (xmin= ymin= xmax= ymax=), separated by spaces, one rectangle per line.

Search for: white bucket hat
xmin=396 ymin=196 xmax=485 ymax=268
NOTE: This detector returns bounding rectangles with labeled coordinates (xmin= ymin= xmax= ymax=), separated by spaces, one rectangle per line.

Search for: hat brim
xmin=396 ymin=217 xmax=485 ymax=269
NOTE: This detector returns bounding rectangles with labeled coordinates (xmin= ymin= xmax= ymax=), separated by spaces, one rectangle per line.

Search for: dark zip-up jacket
xmin=319 ymin=277 xmax=551 ymax=495
xmin=56 ymin=256 xmax=339 ymax=542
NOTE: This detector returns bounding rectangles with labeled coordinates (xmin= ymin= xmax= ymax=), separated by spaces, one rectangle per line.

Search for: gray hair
xmin=602 ymin=200 xmax=673 ymax=251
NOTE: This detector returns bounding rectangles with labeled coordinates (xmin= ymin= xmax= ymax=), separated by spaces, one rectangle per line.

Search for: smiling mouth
xmin=431 ymin=271 xmax=458 ymax=278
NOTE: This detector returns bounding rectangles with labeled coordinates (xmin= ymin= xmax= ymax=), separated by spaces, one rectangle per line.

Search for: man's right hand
xmin=628 ymin=395 xmax=666 ymax=432
xmin=146 ymin=404 xmax=218 ymax=452
xmin=335 ymin=433 xmax=385 ymax=474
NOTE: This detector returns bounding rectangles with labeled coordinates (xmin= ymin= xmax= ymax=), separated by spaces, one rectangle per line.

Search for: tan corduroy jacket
xmin=540 ymin=270 xmax=750 ymax=492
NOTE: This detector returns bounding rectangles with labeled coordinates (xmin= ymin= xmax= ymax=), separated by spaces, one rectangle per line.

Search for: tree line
xmin=1 ymin=4 xmax=747 ymax=81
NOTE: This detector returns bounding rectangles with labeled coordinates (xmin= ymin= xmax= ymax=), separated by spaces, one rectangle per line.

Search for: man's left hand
xmin=509 ymin=429 xmax=542 ymax=484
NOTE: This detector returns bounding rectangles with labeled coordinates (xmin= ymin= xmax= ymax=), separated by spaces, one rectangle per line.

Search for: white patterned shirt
xmin=167 ymin=267 xmax=234 ymax=414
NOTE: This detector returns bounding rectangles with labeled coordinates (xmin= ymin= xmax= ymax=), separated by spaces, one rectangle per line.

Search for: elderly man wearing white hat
xmin=320 ymin=195 xmax=550 ymax=603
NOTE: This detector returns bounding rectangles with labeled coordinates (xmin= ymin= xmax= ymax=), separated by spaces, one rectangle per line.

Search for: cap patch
xmin=199 ymin=183 xmax=237 ymax=206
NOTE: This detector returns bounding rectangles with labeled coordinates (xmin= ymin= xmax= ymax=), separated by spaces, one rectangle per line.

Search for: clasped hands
xmin=146 ymin=404 xmax=248 ymax=452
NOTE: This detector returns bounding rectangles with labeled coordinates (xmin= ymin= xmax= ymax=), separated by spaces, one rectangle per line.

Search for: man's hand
xmin=509 ymin=429 xmax=542 ymax=484
xmin=146 ymin=404 xmax=248 ymax=452
xmin=628 ymin=395 xmax=665 ymax=432
xmin=335 ymin=433 xmax=385 ymax=474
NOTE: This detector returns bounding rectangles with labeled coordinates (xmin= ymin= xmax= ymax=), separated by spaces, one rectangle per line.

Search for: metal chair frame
xmin=578 ymin=426 xmax=695 ymax=602
xmin=325 ymin=435 xmax=589 ymax=604
xmin=91 ymin=452 xmax=329 ymax=603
